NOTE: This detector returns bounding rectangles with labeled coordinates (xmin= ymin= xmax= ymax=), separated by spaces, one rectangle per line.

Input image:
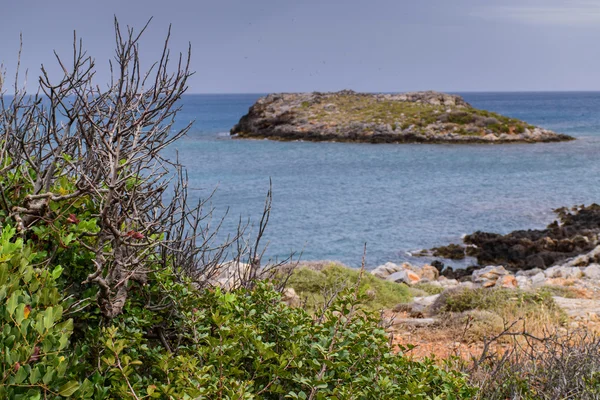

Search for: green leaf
xmin=29 ymin=366 xmax=42 ymax=384
xmin=52 ymin=265 xmax=64 ymax=280
xmin=6 ymin=291 xmax=20 ymax=315
xmin=58 ymin=380 xmax=80 ymax=397
xmin=43 ymin=307 xmax=55 ymax=330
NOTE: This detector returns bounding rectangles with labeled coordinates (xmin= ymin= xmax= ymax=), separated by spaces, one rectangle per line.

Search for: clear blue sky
xmin=1 ymin=0 xmax=599 ymax=93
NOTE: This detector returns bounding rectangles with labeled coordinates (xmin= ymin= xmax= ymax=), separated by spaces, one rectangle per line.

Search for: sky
xmin=1 ymin=0 xmax=600 ymax=93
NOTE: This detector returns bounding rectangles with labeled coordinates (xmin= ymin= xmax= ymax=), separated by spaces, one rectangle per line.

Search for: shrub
xmin=0 ymin=226 xmax=79 ymax=399
xmin=433 ymin=288 xmax=566 ymax=334
xmin=85 ymin=278 xmax=475 ymax=399
xmin=284 ymin=262 xmax=412 ymax=311
xmin=464 ymin=330 xmax=600 ymax=399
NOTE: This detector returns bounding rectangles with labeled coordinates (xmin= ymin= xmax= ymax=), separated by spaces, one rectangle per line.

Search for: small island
xmin=231 ymin=90 xmax=574 ymax=143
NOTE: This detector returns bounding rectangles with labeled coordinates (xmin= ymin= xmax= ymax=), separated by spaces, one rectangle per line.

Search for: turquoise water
xmin=169 ymin=92 xmax=600 ymax=268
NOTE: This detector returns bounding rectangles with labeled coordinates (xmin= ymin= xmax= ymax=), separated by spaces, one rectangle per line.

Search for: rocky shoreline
xmin=423 ymin=204 xmax=600 ymax=279
xmin=231 ymin=90 xmax=574 ymax=144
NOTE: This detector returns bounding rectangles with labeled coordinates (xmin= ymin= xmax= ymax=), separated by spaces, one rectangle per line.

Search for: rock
xmin=282 ymin=288 xmax=300 ymax=307
xmin=530 ymin=272 xmax=547 ymax=288
xmin=438 ymin=277 xmax=459 ymax=288
xmin=231 ymin=90 xmax=573 ymax=144
xmin=431 ymin=243 xmax=466 ymax=260
xmin=583 ymin=264 xmax=600 ymax=280
xmin=516 ymin=275 xmax=532 ymax=290
xmin=420 ymin=264 xmax=440 ymax=281
xmin=544 ymin=265 xmax=583 ymax=279
xmin=472 ymin=265 xmax=509 ymax=287
xmin=516 ymin=268 xmax=544 ymax=277
xmin=208 ymin=261 xmax=251 ymax=290
xmin=459 ymin=281 xmax=475 ymax=290
xmin=431 ymin=260 xmax=445 ymax=273
xmin=371 ymin=262 xmax=403 ymax=279
xmin=394 ymin=294 xmax=440 ymax=317
xmin=553 ymin=296 xmax=600 ymax=320
xmin=498 ymin=274 xmax=518 ymax=289
xmin=387 ymin=270 xmax=421 ymax=285
xmin=434 ymin=205 xmax=600 ymax=271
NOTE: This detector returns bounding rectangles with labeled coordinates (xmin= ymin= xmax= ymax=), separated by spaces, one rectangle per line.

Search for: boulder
xmin=583 ymin=264 xmax=600 ymax=280
xmin=472 ymin=265 xmax=509 ymax=287
xmin=530 ymin=272 xmax=547 ymax=288
xmin=515 ymin=275 xmax=532 ymax=290
xmin=420 ymin=264 xmax=440 ymax=281
xmin=498 ymin=274 xmax=518 ymax=289
xmin=207 ymin=261 xmax=251 ymax=290
xmin=516 ymin=268 xmax=544 ymax=277
xmin=282 ymin=288 xmax=300 ymax=307
xmin=544 ymin=265 xmax=583 ymax=279
xmin=371 ymin=262 xmax=403 ymax=279
xmin=387 ymin=270 xmax=421 ymax=285
xmin=393 ymin=294 xmax=440 ymax=317
xmin=437 ymin=277 xmax=459 ymax=288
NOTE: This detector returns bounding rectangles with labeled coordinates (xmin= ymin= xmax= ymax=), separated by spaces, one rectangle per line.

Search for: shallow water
xmin=168 ymin=92 xmax=600 ymax=268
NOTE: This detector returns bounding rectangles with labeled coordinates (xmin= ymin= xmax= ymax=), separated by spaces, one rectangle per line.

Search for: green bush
xmin=284 ymin=263 xmax=412 ymax=311
xmin=0 ymin=226 xmax=79 ymax=399
xmin=72 ymin=275 xmax=475 ymax=399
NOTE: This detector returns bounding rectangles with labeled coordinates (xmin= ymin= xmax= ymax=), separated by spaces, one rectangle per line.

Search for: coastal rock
xmin=387 ymin=270 xmax=421 ymax=285
xmin=498 ymin=274 xmax=518 ymax=289
xmin=371 ymin=262 xmax=403 ymax=279
xmin=420 ymin=264 xmax=440 ymax=281
xmin=544 ymin=265 xmax=583 ymax=279
xmin=428 ymin=204 xmax=600 ymax=272
xmin=531 ymin=272 xmax=547 ymax=288
xmin=515 ymin=275 xmax=533 ymax=290
xmin=583 ymin=264 xmax=600 ymax=280
xmin=231 ymin=90 xmax=573 ymax=144
xmin=472 ymin=265 xmax=509 ymax=287
xmin=394 ymin=295 xmax=440 ymax=317
xmin=516 ymin=268 xmax=544 ymax=277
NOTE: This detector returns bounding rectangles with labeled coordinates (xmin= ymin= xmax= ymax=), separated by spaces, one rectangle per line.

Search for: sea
xmin=167 ymin=92 xmax=600 ymax=268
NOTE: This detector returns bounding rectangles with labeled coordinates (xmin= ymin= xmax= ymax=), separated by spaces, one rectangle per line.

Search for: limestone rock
xmin=420 ymin=264 xmax=440 ymax=281
xmin=472 ymin=265 xmax=509 ymax=287
xmin=371 ymin=262 xmax=403 ymax=279
xmin=516 ymin=275 xmax=533 ymax=290
xmin=393 ymin=294 xmax=440 ymax=317
xmin=583 ymin=264 xmax=600 ymax=280
xmin=387 ymin=270 xmax=421 ymax=285
xmin=282 ymin=288 xmax=300 ymax=307
xmin=498 ymin=274 xmax=518 ymax=289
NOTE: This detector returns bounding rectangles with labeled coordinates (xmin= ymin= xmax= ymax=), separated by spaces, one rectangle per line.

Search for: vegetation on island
xmin=302 ymin=93 xmax=534 ymax=136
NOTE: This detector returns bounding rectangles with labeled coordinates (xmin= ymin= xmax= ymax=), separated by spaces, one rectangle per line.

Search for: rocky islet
xmin=231 ymin=90 xmax=574 ymax=144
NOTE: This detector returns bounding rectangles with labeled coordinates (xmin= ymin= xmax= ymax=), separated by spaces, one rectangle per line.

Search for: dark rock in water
xmin=432 ymin=204 xmax=600 ymax=272
xmin=431 ymin=260 xmax=445 ymax=273
xmin=431 ymin=243 xmax=466 ymax=260
xmin=231 ymin=90 xmax=574 ymax=144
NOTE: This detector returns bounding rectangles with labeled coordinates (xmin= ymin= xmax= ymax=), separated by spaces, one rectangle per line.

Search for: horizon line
xmin=183 ymin=89 xmax=600 ymax=95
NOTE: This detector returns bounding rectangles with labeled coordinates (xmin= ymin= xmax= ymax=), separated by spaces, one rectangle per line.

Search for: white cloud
xmin=471 ymin=0 xmax=600 ymax=26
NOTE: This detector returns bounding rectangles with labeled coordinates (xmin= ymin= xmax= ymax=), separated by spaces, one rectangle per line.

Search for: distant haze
xmin=1 ymin=0 xmax=599 ymax=93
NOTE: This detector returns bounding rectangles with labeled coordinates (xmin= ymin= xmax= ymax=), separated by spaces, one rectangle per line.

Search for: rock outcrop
xmin=231 ymin=90 xmax=574 ymax=144
xmin=426 ymin=204 xmax=600 ymax=273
